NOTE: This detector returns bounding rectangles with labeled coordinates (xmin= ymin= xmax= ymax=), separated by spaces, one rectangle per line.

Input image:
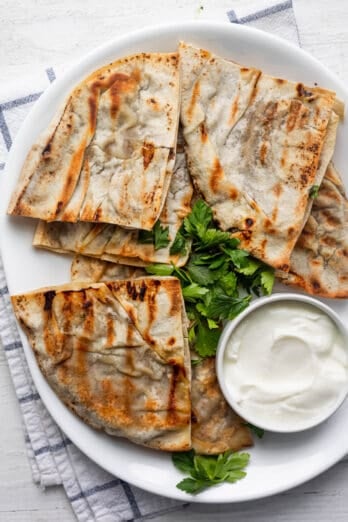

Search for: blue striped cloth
xmin=0 ymin=2 xmax=298 ymax=520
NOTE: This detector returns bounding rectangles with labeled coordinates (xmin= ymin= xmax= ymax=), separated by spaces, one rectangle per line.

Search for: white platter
xmin=0 ymin=21 xmax=348 ymax=503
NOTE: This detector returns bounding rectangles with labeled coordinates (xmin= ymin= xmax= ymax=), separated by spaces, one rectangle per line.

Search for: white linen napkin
xmin=0 ymin=2 xmax=299 ymax=520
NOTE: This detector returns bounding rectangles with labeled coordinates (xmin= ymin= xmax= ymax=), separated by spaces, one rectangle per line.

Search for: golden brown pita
xmin=11 ymin=278 xmax=191 ymax=451
xmin=191 ymin=358 xmax=253 ymax=454
xmin=277 ymin=163 xmax=348 ymax=297
xmin=179 ymin=42 xmax=340 ymax=271
xmin=33 ymin=140 xmax=193 ymax=267
xmin=8 ymin=53 xmax=180 ymax=230
xmin=71 ymin=255 xmax=146 ymax=282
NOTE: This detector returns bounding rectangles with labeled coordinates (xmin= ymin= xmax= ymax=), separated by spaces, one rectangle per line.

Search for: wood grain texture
xmin=0 ymin=0 xmax=348 ymax=520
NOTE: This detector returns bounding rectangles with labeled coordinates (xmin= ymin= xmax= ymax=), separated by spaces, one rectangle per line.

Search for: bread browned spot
xmin=209 ymin=157 xmax=224 ymax=193
xmin=200 ymin=122 xmax=208 ymax=143
xmin=229 ymin=95 xmax=240 ymax=125
xmin=187 ymin=80 xmax=200 ymax=121
xmin=142 ymin=142 xmax=155 ymax=169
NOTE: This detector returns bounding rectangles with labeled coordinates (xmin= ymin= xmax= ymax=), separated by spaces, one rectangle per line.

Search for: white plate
xmin=1 ymin=21 xmax=348 ymax=503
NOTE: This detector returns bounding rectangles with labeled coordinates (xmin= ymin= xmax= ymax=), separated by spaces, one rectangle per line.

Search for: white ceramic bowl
xmin=216 ymin=293 xmax=348 ymax=433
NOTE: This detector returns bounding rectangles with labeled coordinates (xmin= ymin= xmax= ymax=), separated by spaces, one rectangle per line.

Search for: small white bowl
xmin=216 ymin=293 xmax=348 ymax=433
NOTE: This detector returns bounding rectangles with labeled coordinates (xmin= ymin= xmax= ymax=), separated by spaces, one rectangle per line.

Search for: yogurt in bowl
xmin=216 ymin=293 xmax=348 ymax=433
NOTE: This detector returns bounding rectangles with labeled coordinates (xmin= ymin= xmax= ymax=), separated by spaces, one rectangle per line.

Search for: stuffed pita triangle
xmin=8 ymin=53 xmax=180 ymax=230
xmin=277 ymin=163 xmax=348 ymax=297
xmin=11 ymin=277 xmax=191 ymax=451
xmin=179 ymin=42 xmax=341 ymax=271
xmin=191 ymin=357 xmax=253 ymax=454
xmin=33 ymin=138 xmax=193 ymax=267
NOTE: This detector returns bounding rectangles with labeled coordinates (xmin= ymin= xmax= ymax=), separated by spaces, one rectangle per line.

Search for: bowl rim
xmin=216 ymin=292 xmax=348 ymax=434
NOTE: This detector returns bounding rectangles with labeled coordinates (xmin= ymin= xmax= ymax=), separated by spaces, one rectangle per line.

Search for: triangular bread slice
xmin=11 ymin=278 xmax=191 ymax=451
xmin=71 ymin=255 xmax=146 ymax=282
xmin=179 ymin=42 xmax=341 ymax=271
xmin=33 ymin=138 xmax=193 ymax=267
xmin=8 ymin=52 xmax=180 ymax=230
xmin=191 ymin=357 xmax=253 ymax=454
xmin=277 ymin=163 xmax=348 ymax=297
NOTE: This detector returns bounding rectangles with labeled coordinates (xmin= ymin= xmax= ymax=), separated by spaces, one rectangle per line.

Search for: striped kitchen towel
xmin=0 ymin=2 xmax=299 ymax=521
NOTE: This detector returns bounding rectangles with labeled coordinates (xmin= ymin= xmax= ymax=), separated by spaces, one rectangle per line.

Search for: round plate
xmin=1 ymin=21 xmax=347 ymax=503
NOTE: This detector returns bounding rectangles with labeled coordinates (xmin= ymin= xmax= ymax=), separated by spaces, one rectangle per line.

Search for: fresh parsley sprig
xmin=309 ymin=184 xmax=320 ymax=199
xmin=145 ymin=200 xmax=275 ymax=358
xmin=245 ymin=423 xmax=265 ymax=439
xmin=172 ymin=449 xmax=250 ymax=494
xmin=138 ymin=220 xmax=170 ymax=251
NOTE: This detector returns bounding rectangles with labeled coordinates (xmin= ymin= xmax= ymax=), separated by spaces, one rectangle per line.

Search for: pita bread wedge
xmin=33 ymin=142 xmax=193 ymax=267
xmin=277 ymin=163 xmax=348 ymax=297
xmin=71 ymin=255 xmax=146 ymax=282
xmin=8 ymin=53 xmax=180 ymax=230
xmin=11 ymin=277 xmax=191 ymax=451
xmin=179 ymin=42 xmax=341 ymax=271
xmin=191 ymin=358 xmax=253 ymax=454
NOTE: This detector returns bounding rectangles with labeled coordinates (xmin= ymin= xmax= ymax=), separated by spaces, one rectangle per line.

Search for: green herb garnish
xmin=309 ymin=185 xmax=320 ymax=199
xmin=145 ymin=200 xmax=275 ymax=358
xmin=138 ymin=221 xmax=170 ymax=250
xmin=191 ymin=357 xmax=203 ymax=366
xmin=245 ymin=423 xmax=265 ymax=439
xmin=144 ymin=263 xmax=174 ymax=276
xmin=169 ymin=226 xmax=188 ymax=255
xmin=172 ymin=449 xmax=250 ymax=494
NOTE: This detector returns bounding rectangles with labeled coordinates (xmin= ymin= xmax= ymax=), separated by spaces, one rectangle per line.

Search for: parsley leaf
xmin=219 ymin=272 xmax=238 ymax=296
xmin=153 ymin=221 xmax=170 ymax=250
xmin=207 ymin=317 xmax=219 ymax=329
xmin=170 ymin=228 xmax=188 ymax=255
xmin=172 ymin=265 xmax=192 ymax=284
xmin=182 ymin=283 xmax=209 ymax=302
xmin=172 ymin=450 xmax=250 ymax=494
xmin=191 ymin=357 xmax=203 ymax=366
xmin=186 ymin=261 xmax=216 ymax=285
xmin=198 ymin=228 xmax=233 ymax=249
xmin=309 ymin=184 xmax=320 ymax=199
xmin=139 ymin=221 xmax=170 ymax=250
xmin=205 ymin=292 xmax=251 ymax=321
xmin=260 ymin=268 xmax=275 ymax=295
xmin=183 ymin=199 xmax=212 ymax=239
xmin=145 ymin=264 xmax=174 ymax=276
xmin=224 ymin=248 xmax=250 ymax=268
xmin=172 ymin=450 xmax=195 ymax=473
xmin=195 ymin=320 xmax=221 ymax=357
xmin=188 ymin=324 xmax=196 ymax=344
xmin=236 ymin=258 xmax=261 ymax=276
xmin=138 ymin=230 xmax=153 ymax=244
xmin=176 ymin=478 xmax=207 ymax=494
xmin=245 ymin=423 xmax=265 ymax=439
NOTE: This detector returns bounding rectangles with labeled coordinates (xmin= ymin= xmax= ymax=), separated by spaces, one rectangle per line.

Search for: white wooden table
xmin=1 ymin=0 xmax=348 ymax=520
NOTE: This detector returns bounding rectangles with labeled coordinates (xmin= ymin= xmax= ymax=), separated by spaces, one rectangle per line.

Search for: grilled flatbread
xmin=33 ymin=141 xmax=193 ymax=267
xmin=277 ymin=163 xmax=348 ymax=297
xmin=8 ymin=53 xmax=180 ymax=230
xmin=11 ymin=277 xmax=191 ymax=451
xmin=191 ymin=358 xmax=253 ymax=454
xmin=179 ymin=42 xmax=340 ymax=271
xmin=71 ymin=255 xmax=146 ymax=282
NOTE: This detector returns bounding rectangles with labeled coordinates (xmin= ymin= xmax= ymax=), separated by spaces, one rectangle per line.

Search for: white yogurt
xmin=222 ymin=300 xmax=348 ymax=431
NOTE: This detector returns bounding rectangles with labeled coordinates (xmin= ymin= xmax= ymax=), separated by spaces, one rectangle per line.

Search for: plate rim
xmin=1 ymin=20 xmax=348 ymax=503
